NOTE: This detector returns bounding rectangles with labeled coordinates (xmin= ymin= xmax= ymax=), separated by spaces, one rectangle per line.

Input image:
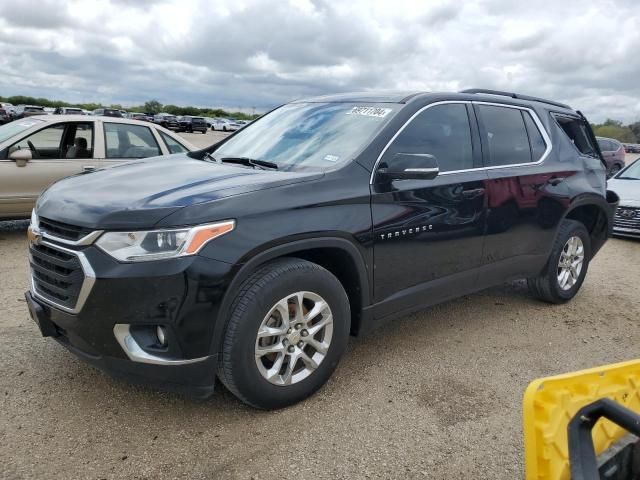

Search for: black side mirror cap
xmin=377 ymin=153 xmax=439 ymax=181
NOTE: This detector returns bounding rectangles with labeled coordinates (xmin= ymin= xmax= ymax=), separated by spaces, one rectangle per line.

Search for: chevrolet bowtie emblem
xmin=27 ymin=226 xmax=42 ymax=246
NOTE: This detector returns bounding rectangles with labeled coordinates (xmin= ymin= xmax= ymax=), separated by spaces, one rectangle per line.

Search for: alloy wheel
xmin=557 ymin=235 xmax=584 ymax=291
xmin=255 ymin=291 xmax=333 ymax=386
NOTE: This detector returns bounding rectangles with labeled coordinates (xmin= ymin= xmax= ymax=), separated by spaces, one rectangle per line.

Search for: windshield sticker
xmin=347 ymin=106 xmax=392 ymax=118
xmin=323 ymin=154 xmax=339 ymax=162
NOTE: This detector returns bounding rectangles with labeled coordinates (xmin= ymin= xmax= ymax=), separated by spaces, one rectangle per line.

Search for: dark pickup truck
xmin=25 ymin=89 xmax=617 ymax=409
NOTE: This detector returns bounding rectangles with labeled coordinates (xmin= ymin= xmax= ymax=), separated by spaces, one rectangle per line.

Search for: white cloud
xmin=0 ymin=0 xmax=638 ymax=122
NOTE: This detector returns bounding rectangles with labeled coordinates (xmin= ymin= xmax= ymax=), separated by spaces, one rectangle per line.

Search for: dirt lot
xmin=1 ymin=137 xmax=639 ymax=479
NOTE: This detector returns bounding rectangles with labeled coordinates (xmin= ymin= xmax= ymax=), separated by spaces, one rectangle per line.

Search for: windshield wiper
xmin=220 ymin=157 xmax=278 ymax=170
xmin=616 ymin=176 xmax=639 ymax=180
xmin=203 ymin=152 xmax=221 ymax=164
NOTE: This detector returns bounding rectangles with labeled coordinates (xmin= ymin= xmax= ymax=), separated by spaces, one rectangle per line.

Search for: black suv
xmin=153 ymin=114 xmax=179 ymax=130
xmin=177 ymin=115 xmax=208 ymax=133
xmin=25 ymin=89 xmax=618 ymax=409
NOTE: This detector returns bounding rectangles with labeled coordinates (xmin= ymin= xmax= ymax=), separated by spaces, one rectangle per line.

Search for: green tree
xmin=593 ymin=124 xmax=636 ymax=143
xmin=143 ymin=99 xmax=163 ymax=114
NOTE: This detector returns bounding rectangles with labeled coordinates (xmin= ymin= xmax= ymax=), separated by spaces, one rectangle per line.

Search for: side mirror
xmin=377 ymin=153 xmax=439 ymax=181
xmin=9 ymin=149 xmax=32 ymax=167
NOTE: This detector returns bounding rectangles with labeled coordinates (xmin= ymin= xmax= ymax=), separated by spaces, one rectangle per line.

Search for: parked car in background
xmin=54 ymin=107 xmax=84 ymax=115
xmin=1 ymin=102 xmax=14 ymax=117
xmin=128 ymin=112 xmax=152 ymax=122
xmin=92 ymin=108 xmax=124 ymax=118
xmin=608 ymin=158 xmax=640 ymax=238
xmin=14 ymin=105 xmax=46 ymax=119
xmin=153 ymin=113 xmax=179 ymax=130
xmin=211 ymin=118 xmax=241 ymax=131
xmin=0 ymin=115 xmax=196 ymax=219
xmin=596 ymin=136 xmax=626 ymax=177
xmin=24 ymin=89 xmax=617 ymax=409
xmin=0 ymin=108 xmax=10 ymax=125
xmin=177 ymin=116 xmax=208 ymax=133
xmin=624 ymin=143 xmax=640 ymax=154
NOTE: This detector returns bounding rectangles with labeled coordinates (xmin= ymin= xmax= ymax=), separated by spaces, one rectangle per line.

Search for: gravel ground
xmin=1 ymin=137 xmax=639 ymax=479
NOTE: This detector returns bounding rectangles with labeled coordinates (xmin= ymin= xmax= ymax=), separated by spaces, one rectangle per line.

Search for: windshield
xmin=616 ymin=159 xmax=640 ymax=180
xmin=0 ymin=118 xmax=44 ymax=143
xmin=212 ymin=102 xmax=400 ymax=171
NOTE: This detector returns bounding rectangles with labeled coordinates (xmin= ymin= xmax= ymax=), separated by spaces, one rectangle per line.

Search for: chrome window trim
xmin=369 ymin=100 xmax=553 ymax=183
xmin=113 ymin=324 xmax=210 ymax=365
xmin=30 ymin=240 xmax=96 ymax=315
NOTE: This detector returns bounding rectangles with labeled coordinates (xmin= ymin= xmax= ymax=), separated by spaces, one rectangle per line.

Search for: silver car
xmin=0 ymin=115 xmax=196 ymax=219
xmin=608 ymin=158 xmax=640 ymax=238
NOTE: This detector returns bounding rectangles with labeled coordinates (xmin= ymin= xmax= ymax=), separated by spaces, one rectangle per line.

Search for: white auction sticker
xmin=347 ymin=106 xmax=392 ymax=118
xmin=323 ymin=154 xmax=339 ymax=162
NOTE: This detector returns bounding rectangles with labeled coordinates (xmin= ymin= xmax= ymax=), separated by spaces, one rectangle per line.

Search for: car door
xmin=370 ymin=102 xmax=488 ymax=318
xmin=101 ymin=122 xmax=164 ymax=168
xmin=474 ymin=103 xmax=565 ymax=283
xmin=0 ymin=121 xmax=96 ymax=217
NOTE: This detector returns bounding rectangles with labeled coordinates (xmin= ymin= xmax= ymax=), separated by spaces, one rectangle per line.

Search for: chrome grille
xmin=39 ymin=217 xmax=93 ymax=242
xmin=613 ymin=207 xmax=640 ymax=231
xmin=29 ymin=241 xmax=94 ymax=313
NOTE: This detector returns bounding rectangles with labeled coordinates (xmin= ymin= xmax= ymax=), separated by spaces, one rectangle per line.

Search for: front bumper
xmin=27 ymin=240 xmax=236 ymax=397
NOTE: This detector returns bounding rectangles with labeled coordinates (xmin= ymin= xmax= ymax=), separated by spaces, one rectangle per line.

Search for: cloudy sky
xmin=0 ymin=0 xmax=638 ymax=121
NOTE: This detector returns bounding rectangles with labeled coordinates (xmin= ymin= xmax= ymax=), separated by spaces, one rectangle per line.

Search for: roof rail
xmin=460 ymin=88 xmax=571 ymax=110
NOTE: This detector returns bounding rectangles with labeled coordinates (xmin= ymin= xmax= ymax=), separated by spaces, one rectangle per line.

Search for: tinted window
xmin=104 ymin=123 xmax=161 ymax=159
xmin=478 ymin=105 xmax=531 ymax=166
xmin=159 ymin=131 xmax=188 ymax=154
xmin=523 ymin=112 xmax=547 ymax=161
xmin=383 ymin=103 xmax=473 ymax=172
xmin=554 ymin=115 xmax=597 ymax=157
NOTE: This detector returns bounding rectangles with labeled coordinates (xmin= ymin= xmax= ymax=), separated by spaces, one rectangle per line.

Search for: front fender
xmin=207 ymin=236 xmax=371 ymax=356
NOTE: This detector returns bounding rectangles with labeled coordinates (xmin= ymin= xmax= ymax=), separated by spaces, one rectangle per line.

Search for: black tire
xmin=527 ymin=219 xmax=591 ymax=304
xmin=217 ymin=258 xmax=350 ymax=409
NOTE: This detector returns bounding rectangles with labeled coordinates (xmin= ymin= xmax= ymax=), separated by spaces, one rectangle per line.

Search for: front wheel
xmin=217 ymin=258 xmax=350 ymax=409
xmin=527 ymin=219 xmax=591 ymax=304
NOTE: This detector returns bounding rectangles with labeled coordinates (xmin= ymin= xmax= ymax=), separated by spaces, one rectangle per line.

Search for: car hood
xmin=36 ymin=155 xmax=322 ymax=228
xmin=608 ymin=179 xmax=640 ymax=207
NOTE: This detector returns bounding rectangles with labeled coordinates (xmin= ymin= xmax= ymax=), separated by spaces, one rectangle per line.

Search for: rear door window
xmin=104 ymin=123 xmax=161 ymax=159
xmin=477 ymin=105 xmax=531 ymax=166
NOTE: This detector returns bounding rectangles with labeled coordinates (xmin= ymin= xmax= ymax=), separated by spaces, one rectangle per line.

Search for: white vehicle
xmin=0 ymin=115 xmax=197 ymax=219
xmin=54 ymin=107 xmax=85 ymax=115
xmin=211 ymin=118 xmax=241 ymax=132
xmin=607 ymin=158 xmax=640 ymax=239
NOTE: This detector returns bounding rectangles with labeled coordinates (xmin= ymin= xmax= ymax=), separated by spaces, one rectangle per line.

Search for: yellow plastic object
xmin=523 ymin=359 xmax=640 ymax=480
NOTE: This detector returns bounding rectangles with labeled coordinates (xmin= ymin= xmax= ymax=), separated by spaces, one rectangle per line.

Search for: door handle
xmin=83 ymin=165 xmax=96 ymax=171
xmin=461 ymin=187 xmax=485 ymax=199
xmin=547 ymin=177 xmax=565 ymax=186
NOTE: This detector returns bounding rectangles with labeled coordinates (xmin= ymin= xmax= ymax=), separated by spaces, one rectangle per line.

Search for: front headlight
xmin=96 ymin=220 xmax=235 ymax=262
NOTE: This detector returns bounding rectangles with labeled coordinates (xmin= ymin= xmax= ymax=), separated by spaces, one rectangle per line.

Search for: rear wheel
xmin=218 ymin=258 xmax=350 ymax=409
xmin=527 ymin=220 xmax=591 ymax=304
